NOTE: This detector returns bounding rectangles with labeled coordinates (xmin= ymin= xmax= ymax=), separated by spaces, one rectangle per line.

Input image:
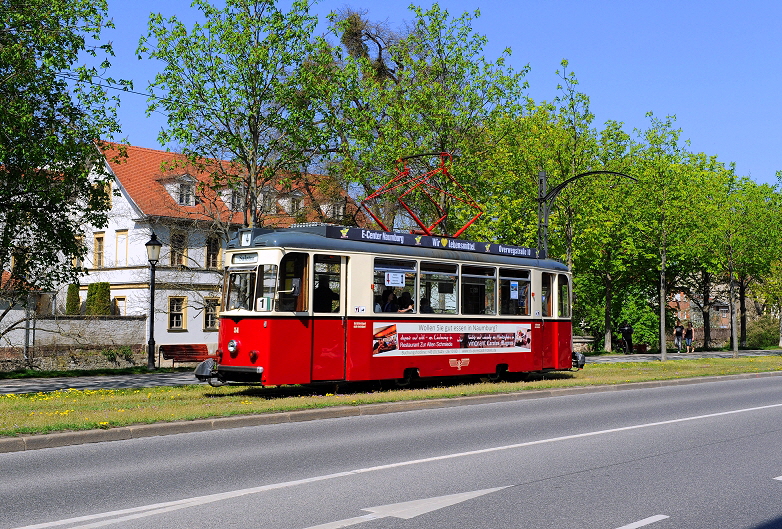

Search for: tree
xmin=718 ymin=178 xmax=782 ymax=351
xmin=138 ymin=0 xmax=333 ymax=230
xmin=632 ymin=114 xmax=696 ymax=357
xmin=323 ymin=4 xmax=527 ymax=232
xmin=1 ymin=0 xmax=123 ymax=333
xmin=65 ymin=284 xmax=81 ymax=315
xmin=85 ymin=282 xmax=111 ymax=315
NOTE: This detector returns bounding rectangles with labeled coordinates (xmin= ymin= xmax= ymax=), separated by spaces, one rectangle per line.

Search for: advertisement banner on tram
xmin=372 ymin=322 xmax=532 ymax=356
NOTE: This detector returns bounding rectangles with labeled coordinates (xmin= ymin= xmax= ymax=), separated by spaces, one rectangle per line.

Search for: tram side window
xmin=541 ymin=272 xmax=553 ymax=318
xmin=461 ymin=266 xmax=496 ymax=315
xmin=373 ymin=258 xmax=417 ymax=313
xmin=226 ymin=269 xmax=256 ymax=310
xmin=499 ymin=268 xmax=530 ymax=316
xmin=278 ymin=253 xmax=308 ymax=312
xmin=313 ymin=254 xmax=341 ymax=313
xmin=421 ymin=262 xmax=457 ymax=314
xmin=255 ymin=265 xmax=277 ymax=311
xmin=558 ymin=274 xmax=570 ymax=318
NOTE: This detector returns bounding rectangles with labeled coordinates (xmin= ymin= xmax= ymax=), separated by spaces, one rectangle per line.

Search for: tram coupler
xmin=194 ymin=358 xmax=225 ymax=387
xmin=571 ymin=351 xmax=586 ymax=370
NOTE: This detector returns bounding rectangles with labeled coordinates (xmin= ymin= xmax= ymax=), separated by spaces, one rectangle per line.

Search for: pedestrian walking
xmin=674 ymin=320 xmax=684 ymax=353
xmin=684 ymin=322 xmax=695 ymax=353
xmin=619 ymin=321 xmax=634 ymax=354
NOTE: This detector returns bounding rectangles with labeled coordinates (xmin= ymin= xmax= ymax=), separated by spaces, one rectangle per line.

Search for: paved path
xmin=1 ymin=350 xmax=780 ymax=395
xmin=585 ymin=349 xmax=782 ymax=363
xmin=0 ymin=372 xmax=199 ymax=395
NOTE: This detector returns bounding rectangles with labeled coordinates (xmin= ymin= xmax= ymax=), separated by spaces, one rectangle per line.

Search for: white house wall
xmin=70 ymin=175 xmax=225 ymax=352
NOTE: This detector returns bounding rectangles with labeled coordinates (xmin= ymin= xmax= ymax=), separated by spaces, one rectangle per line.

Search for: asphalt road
xmin=2 ymin=375 xmax=782 ymax=529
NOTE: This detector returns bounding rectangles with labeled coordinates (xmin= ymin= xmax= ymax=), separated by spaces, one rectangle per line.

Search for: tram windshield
xmin=226 ymin=265 xmax=278 ymax=311
xmin=226 ymin=269 xmax=255 ymax=310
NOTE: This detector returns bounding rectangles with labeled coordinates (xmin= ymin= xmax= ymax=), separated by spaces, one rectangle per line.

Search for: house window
xmin=205 ymin=236 xmax=221 ymax=269
xmin=115 ymin=230 xmax=128 ymax=267
xmin=204 ymin=298 xmax=219 ymax=330
xmin=260 ymin=190 xmax=277 ymax=214
xmin=285 ymin=194 xmax=303 ymax=215
xmin=720 ymin=308 xmax=728 ymax=319
xmin=93 ymin=233 xmax=104 ymax=268
xmin=321 ymin=201 xmax=346 ymax=220
xmin=177 ymin=182 xmax=195 ymax=206
xmin=73 ymin=236 xmax=84 ymax=268
xmin=114 ymin=297 xmax=126 ymax=316
xmin=170 ymin=232 xmax=187 ymax=266
xmin=230 ymin=187 xmax=245 ymax=212
xmin=168 ymin=297 xmax=186 ymax=330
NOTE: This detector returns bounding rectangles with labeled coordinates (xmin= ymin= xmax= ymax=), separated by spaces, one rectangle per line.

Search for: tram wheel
xmin=395 ymin=368 xmax=419 ymax=388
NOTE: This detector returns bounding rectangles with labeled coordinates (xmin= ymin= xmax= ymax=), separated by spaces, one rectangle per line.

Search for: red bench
xmin=159 ymin=344 xmax=213 ymax=366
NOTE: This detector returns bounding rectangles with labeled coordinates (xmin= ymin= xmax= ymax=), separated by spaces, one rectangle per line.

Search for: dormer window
xmin=259 ymin=188 xmax=277 ymax=214
xmin=230 ymin=186 xmax=246 ymax=212
xmin=280 ymin=192 xmax=304 ymax=215
xmin=177 ymin=182 xmax=195 ymax=206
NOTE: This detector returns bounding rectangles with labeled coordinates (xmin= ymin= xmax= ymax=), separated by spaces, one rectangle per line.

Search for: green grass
xmin=2 ymin=356 xmax=781 ymax=437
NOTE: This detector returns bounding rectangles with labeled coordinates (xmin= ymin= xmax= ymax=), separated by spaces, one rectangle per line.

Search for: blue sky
xmin=103 ymin=0 xmax=782 ymax=185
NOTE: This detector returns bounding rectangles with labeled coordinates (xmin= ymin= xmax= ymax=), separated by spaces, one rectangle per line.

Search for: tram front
xmin=195 ymin=235 xmax=314 ymax=387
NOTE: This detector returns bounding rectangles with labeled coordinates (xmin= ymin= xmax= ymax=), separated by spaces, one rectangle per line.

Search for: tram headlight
xmin=227 ymin=340 xmax=239 ymax=354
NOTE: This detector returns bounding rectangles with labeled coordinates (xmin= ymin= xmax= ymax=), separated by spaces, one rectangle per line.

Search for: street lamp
xmin=145 ymin=232 xmax=162 ymax=369
xmin=536 ymin=170 xmax=637 ymax=259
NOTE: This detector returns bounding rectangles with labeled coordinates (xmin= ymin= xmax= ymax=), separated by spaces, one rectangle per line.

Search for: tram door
xmin=540 ymin=272 xmax=557 ymax=368
xmin=311 ymin=254 xmax=347 ymax=381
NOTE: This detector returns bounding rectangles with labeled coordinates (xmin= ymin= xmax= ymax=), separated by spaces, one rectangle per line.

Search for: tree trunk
xmin=738 ymin=276 xmax=747 ymax=348
xmin=778 ymin=311 xmax=782 ymax=347
xmin=701 ymin=270 xmax=711 ymax=349
xmin=729 ymin=268 xmax=738 ymax=357
xmin=604 ymin=279 xmax=612 ymax=353
xmin=660 ymin=249 xmax=667 ymax=360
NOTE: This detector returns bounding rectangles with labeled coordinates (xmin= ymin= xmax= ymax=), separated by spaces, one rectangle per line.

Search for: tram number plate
xmin=256 ymin=297 xmax=272 ymax=311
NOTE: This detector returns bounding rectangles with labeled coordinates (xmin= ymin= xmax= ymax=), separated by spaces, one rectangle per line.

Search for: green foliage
xmin=138 ymin=0 xmax=326 ymax=229
xmin=746 ymin=315 xmax=780 ymax=349
xmin=85 ymin=282 xmax=111 ymax=315
xmin=326 ymin=4 xmax=527 ymax=233
xmin=65 ymin=284 xmax=81 ymax=315
xmin=118 ymin=346 xmax=134 ymax=363
xmin=0 ymin=0 xmax=127 ymax=295
xmin=99 ymin=346 xmax=132 ymax=364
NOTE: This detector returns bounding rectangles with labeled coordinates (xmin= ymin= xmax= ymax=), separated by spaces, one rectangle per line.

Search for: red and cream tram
xmin=195 ymin=224 xmax=583 ymax=387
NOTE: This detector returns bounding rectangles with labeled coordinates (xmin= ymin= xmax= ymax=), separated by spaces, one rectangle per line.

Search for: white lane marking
xmin=304 ymin=513 xmax=383 ymax=529
xmin=14 ymin=402 xmax=782 ymax=529
xmin=615 ymin=515 xmax=669 ymax=528
xmin=304 ymin=487 xmax=508 ymax=529
xmin=774 ymin=476 xmax=782 ymax=481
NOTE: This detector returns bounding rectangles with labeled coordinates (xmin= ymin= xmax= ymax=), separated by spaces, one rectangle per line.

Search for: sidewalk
xmin=585 ymin=349 xmax=782 ymax=363
xmin=0 ymin=372 xmax=197 ymax=395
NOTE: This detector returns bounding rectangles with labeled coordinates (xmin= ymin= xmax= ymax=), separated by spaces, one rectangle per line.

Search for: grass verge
xmin=2 ymin=356 xmax=781 ymax=437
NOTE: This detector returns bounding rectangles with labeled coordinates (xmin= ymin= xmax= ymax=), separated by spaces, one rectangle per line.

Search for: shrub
xmin=101 ymin=348 xmax=118 ymax=363
xmin=85 ymin=282 xmax=111 ymax=315
xmin=118 ymin=345 xmax=134 ymax=363
xmin=65 ymin=284 xmax=81 ymax=315
xmin=746 ymin=315 xmax=780 ymax=349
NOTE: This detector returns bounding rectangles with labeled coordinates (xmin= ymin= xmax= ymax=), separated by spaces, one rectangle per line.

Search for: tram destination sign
xmin=325 ymin=226 xmax=537 ymax=259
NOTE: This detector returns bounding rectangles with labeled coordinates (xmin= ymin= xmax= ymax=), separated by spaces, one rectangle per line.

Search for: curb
xmin=2 ymin=370 xmax=781 ymax=454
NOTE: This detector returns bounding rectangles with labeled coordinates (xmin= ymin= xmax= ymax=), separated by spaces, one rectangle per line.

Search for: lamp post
xmin=536 ymin=170 xmax=637 ymax=259
xmin=145 ymin=232 xmax=162 ymax=369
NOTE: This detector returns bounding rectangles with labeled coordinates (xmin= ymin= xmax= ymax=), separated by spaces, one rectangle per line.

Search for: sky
xmin=101 ymin=0 xmax=782 ymax=186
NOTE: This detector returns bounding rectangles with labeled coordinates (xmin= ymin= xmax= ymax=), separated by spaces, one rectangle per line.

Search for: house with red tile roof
xmin=63 ymin=144 xmax=361 ymax=363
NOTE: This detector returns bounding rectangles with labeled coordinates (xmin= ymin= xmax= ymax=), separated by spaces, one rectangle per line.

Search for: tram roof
xmin=228 ymin=225 xmax=569 ymax=272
